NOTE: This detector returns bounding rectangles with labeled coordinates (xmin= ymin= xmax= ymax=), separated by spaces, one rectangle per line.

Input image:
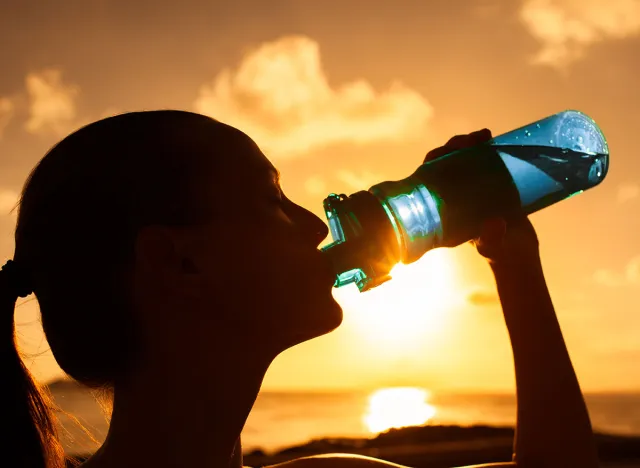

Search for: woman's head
xmin=2 ymin=110 xmax=341 ymax=466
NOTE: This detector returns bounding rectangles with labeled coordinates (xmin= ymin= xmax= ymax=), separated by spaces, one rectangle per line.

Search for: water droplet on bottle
xmin=577 ymin=135 xmax=583 ymax=143
xmin=524 ymin=130 xmax=531 ymax=137
xmin=515 ymin=136 xmax=519 ymax=140
xmin=549 ymin=139 xmax=554 ymax=144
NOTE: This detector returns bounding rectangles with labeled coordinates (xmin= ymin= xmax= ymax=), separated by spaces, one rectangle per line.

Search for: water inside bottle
xmin=492 ymin=109 xmax=609 ymax=214
xmin=496 ymin=145 xmax=608 ymax=215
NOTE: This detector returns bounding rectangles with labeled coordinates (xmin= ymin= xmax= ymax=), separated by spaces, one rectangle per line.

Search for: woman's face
xmin=165 ymin=127 xmax=343 ymax=353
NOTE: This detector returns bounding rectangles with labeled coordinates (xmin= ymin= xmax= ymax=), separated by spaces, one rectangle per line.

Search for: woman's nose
xmin=312 ymin=215 xmax=330 ymax=246
xmin=295 ymin=205 xmax=329 ymax=246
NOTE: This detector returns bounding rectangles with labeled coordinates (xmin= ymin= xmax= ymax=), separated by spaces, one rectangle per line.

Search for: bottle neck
xmin=321 ymin=191 xmax=401 ymax=291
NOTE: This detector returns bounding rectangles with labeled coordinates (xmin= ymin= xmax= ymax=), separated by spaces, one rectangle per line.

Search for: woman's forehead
xmin=206 ymin=134 xmax=280 ymax=194
xmin=221 ymin=133 xmax=278 ymax=182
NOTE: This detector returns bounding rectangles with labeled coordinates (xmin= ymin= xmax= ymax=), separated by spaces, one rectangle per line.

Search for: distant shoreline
xmin=50 ymin=379 xmax=640 ymax=466
xmin=66 ymin=424 xmax=640 ymax=468
xmin=46 ymin=377 xmax=640 ymax=397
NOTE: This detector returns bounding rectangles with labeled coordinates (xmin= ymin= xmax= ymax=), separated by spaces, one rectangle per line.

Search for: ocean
xmin=48 ymin=381 xmax=640 ymax=456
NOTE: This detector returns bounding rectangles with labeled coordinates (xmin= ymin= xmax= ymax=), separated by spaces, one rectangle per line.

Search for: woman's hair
xmin=1 ymin=111 xmax=224 ymax=467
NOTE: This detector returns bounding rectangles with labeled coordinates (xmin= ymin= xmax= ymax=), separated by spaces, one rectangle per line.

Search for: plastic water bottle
xmin=322 ymin=110 xmax=609 ymax=292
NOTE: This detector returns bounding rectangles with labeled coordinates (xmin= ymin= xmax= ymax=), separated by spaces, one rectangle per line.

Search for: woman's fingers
xmin=423 ymin=128 xmax=493 ymax=163
xmin=471 ymin=128 xmax=493 ymax=143
xmin=424 ymin=145 xmax=453 ymax=162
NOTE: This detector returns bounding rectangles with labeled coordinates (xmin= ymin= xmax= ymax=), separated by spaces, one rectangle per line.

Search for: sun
xmin=333 ymin=248 xmax=463 ymax=352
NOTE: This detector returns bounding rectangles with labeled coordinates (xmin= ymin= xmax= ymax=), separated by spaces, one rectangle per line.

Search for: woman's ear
xmin=134 ymin=225 xmax=207 ymax=299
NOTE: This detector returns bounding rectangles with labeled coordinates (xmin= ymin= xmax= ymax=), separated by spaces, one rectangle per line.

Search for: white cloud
xmin=594 ymin=256 xmax=640 ymax=287
xmin=25 ymin=69 xmax=79 ymax=135
xmin=194 ymin=36 xmax=433 ymax=159
xmin=0 ymin=98 xmax=14 ymax=139
xmin=519 ymin=0 xmax=640 ymax=66
xmin=617 ymin=184 xmax=640 ymax=203
xmin=304 ymin=175 xmax=327 ymax=196
xmin=336 ymin=170 xmax=384 ymax=191
xmin=0 ymin=189 xmax=19 ymax=216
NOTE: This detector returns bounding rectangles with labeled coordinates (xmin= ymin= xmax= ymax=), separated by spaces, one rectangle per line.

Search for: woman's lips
xmin=316 ymin=250 xmax=338 ymax=286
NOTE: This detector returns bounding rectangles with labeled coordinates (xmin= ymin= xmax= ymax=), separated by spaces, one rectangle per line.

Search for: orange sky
xmin=1 ymin=0 xmax=639 ymax=392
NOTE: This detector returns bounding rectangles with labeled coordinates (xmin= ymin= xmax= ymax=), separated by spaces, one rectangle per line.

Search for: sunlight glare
xmin=363 ymin=387 xmax=437 ymax=433
xmin=334 ymin=248 xmax=463 ymax=352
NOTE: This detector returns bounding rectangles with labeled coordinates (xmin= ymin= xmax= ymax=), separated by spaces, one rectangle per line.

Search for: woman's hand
xmin=424 ymin=129 xmax=540 ymax=267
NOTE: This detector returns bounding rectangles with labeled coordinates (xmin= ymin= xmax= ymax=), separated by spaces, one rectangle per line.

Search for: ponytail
xmin=1 ymin=270 xmax=64 ymax=468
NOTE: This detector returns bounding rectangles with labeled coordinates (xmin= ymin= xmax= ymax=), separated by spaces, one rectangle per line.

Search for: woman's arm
xmin=425 ymin=129 xmax=599 ymax=468
xmin=490 ymin=253 xmax=598 ymax=468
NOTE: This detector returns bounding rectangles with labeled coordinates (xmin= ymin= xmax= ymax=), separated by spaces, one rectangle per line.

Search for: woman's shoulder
xmin=249 ymin=453 xmax=408 ymax=467
xmin=248 ymin=453 xmax=517 ymax=468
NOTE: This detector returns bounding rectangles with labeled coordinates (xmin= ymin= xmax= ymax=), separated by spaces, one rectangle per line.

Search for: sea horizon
xmin=47 ymin=379 xmax=640 ymax=456
xmin=45 ymin=376 xmax=640 ymax=396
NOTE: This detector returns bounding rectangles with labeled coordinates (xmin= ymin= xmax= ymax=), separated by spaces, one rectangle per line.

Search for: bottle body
xmin=322 ymin=110 xmax=609 ymax=292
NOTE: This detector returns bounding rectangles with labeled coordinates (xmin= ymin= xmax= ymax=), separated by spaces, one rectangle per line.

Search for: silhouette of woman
xmin=1 ymin=111 xmax=598 ymax=468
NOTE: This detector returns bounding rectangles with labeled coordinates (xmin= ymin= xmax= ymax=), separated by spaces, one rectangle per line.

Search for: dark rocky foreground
xmin=66 ymin=425 xmax=640 ymax=467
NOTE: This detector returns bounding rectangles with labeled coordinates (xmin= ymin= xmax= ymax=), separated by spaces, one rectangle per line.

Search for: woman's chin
xmin=327 ymin=299 xmax=344 ymax=329
xmin=291 ymin=300 xmax=344 ymax=344
xmin=312 ymin=299 xmax=344 ymax=335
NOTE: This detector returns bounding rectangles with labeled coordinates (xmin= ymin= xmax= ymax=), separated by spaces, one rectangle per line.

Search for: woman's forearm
xmin=491 ymin=256 xmax=598 ymax=468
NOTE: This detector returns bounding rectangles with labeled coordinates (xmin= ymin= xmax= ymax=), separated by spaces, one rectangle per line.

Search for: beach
xmin=239 ymin=426 xmax=640 ymax=468
xmin=67 ymin=425 xmax=640 ymax=467
xmin=51 ymin=380 xmax=640 ymax=467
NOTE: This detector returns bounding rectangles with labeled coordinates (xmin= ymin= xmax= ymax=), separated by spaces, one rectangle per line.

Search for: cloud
xmin=466 ymin=288 xmax=500 ymax=306
xmin=519 ymin=0 xmax=640 ymax=66
xmin=0 ymin=189 xmax=19 ymax=216
xmin=194 ymin=36 xmax=433 ymax=158
xmin=617 ymin=184 xmax=640 ymax=203
xmin=594 ymin=256 xmax=640 ymax=287
xmin=25 ymin=69 xmax=79 ymax=135
xmin=0 ymin=98 xmax=14 ymax=139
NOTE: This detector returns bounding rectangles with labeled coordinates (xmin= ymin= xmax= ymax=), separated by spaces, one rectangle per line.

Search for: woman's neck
xmin=82 ymin=346 xmax=272 ymax=468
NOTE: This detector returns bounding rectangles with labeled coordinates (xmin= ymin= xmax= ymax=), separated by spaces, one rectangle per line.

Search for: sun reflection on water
xmin=363 ymin=387 xmax=437 ymax=433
